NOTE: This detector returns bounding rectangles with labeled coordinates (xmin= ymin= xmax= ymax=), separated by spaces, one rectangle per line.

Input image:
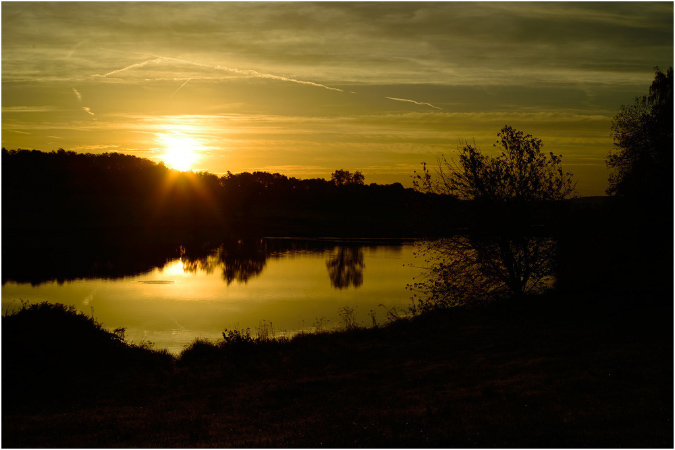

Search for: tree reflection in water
xmin=326 ymin=246 xmax=365 ymax=289
xmin=5 ymin=237 xmax=395 ymax=289
xmin=181 ymin=239 xmax=267 ymax=285
xmin=182 ymin=240 xmax=369 ymax=289
xmin=411 ymin=234 xmax=556 ymax=311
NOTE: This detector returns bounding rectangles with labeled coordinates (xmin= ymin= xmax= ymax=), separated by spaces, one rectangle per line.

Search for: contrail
xmin=66 ymin=40 xmax=88 ymax=59
xmin=164 ymin=56 xmax=344 ymax=92
xmin=72 ymin=88 xmax=82 ymax=102
xmin=94 ymin=57 xmax=166 ymax=78
xmin=94 ymin=56 xmax=343 ymax=92
xmin=386 ymin=97 xmax=442 ymax=110
xmin=170 ymin=78 xmax=192 ymax=98
xmin=213 ymin=64 xmax=344 ymax=92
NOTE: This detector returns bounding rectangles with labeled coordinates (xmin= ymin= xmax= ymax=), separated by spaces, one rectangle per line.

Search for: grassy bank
xmin=2 ymin=294 xmax=672 ymax=448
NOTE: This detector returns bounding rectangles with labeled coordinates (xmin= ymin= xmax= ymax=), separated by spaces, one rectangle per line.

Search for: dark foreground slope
xmin=3 ymin=295 xmax=672 ymax=448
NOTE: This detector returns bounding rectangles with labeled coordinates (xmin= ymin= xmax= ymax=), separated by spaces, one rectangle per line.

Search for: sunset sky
xmin=2 ymin=2 xmax=672 ymax=195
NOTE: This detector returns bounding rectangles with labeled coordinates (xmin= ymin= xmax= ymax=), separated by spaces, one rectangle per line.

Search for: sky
xmin=2 ymin=2 xmax=673 ymax=196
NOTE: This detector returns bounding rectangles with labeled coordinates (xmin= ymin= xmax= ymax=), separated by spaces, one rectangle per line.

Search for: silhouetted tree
xmin=606 ymin=67 xmax=673 ymax=199
xmin=411 ymin=126 xmax=575 ymax=309
xmin=414 ymin=126 xmax=575 ymax=201
xmin=331 ymin=169 xmax=365 ymax=186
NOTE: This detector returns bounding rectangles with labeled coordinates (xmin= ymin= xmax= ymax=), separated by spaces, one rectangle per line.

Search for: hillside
xmin=2 ymin=293 xmax=671 ymax=447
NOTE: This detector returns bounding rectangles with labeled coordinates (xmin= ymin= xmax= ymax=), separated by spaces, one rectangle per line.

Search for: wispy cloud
xmin=70 ymin=144 xmax=120 ymax=152
xmin=72 ymin=87 xmax=95 ymax=116
xmin=369 ymin=111 xmax=611 ymax=123
xmin=386 ymin=97 xmax=442 ymax=110
xmin=2 ymin=106 xmax=59 ymax=113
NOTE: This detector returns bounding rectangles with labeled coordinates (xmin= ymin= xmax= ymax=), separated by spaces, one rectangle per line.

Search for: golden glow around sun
xmin=158 ymin=134 xmax=202 ymax=171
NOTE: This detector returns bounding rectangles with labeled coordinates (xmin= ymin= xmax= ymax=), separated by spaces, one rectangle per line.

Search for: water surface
xmin=2 ymin=238 xmax=420 ymax=353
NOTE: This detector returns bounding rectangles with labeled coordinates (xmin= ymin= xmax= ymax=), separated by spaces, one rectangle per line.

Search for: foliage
xmin=177 ymin=338 xmax=224 ymax=365
xmin=312 ymin=316 xmax=330 ymax=332
xmin=2 ymin=301 xmax=174 ymax=412
xmin=378 ymin=304 xmax=407 ymax=324
xmin=412 ymin=126 xmax=575 ymax=308
xmin=413 ymin=126 xmax=575 ymax=201
xmin=331 ymin=169 xmax=365 ymax=186
xmin=6 ymin=292 xmax=672 ymax=448
xmin=337 ymin=306 xmax=360 ymax=330
xmin=606 ymin=67 xmax=673 ymax=198
xmin=255 ymin=320 xmax=276 ymax=342
xmin=222 ymin=327 xmax=255 ymax=345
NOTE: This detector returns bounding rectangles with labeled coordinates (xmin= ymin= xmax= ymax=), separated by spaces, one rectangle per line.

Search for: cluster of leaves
xmin=607 ymin=67 xmax=673 ymax=199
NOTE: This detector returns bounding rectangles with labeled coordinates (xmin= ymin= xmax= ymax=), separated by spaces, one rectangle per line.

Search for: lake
xmin=2 ymin=238 xmax=421 ymax=354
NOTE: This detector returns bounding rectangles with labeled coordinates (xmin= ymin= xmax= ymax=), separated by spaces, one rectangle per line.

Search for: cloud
xmin=248 ymin=164 xmax=330 ymax=176
xmin=70 ymin=144 xmax=120 ymax=152
xmin=386 ymin=97 xmax=442 ymax=110
xmin=2 ymin=106 xmax=59 ymax=113
xmin=71 ymin=88 xmax=94 ymax=116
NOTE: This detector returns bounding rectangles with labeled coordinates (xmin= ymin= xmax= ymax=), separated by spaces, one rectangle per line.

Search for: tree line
xmin=1 ymin=148 xmax=459 ymax=242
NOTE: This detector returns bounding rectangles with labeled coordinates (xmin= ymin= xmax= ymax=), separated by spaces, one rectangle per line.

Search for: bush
xmin=2 ymin=301 xmax=173 ymax=411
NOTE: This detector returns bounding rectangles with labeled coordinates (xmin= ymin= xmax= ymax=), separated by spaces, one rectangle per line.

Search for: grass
xmin=2 ymin=294 xmax=673 ymax=447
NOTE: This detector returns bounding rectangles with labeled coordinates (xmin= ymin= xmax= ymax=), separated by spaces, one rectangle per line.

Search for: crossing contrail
xmin=95 ymin=56 xmax=344 ymax=92
xmin=94 ymin=56 xmax=448 ymax=110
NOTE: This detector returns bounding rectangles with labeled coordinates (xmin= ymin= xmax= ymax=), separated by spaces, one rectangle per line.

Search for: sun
xmin=158 ymin=134 xmax=201 ymax=171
